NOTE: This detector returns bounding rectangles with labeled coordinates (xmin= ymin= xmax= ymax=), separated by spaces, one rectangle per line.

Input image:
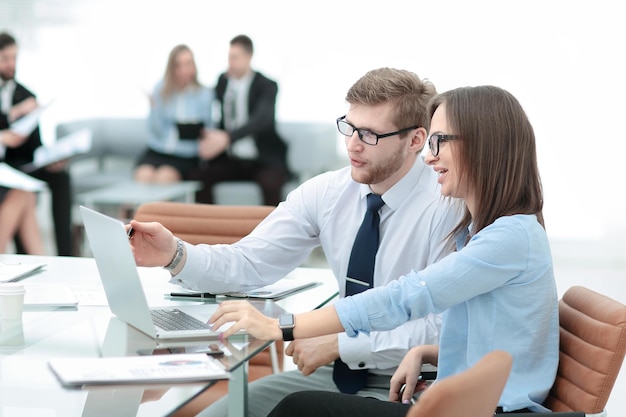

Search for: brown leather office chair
xmin=134 ymin=201 xmax=283 ymax=416
xmin=505 ymin=285 xmax=626 ymax=417
xmin=406 ymin=350 xmax=512 ymax=417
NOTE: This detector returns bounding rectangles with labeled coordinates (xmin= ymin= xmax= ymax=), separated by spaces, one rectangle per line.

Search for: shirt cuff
xmin=337 ymin=332 xmax=374 ymax=370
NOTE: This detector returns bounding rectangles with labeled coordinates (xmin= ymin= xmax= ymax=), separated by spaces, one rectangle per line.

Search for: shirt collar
xmin=370 ymin=156 xmax=429 ymax=211
xmin=228 ymin=70 xmax=254 ymax=86
xmin=0 ymin=78 xmax=15 ymax=90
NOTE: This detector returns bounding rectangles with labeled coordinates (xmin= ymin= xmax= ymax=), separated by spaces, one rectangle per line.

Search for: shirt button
xmin=358 ymin=362 xmax=366 ymax=368
xmin=420 ymin=280 xmax=426 ymax=286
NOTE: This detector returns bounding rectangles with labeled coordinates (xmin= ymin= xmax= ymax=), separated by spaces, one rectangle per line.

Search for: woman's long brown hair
xmin=428 ymin=86 xmax=544 ymax=239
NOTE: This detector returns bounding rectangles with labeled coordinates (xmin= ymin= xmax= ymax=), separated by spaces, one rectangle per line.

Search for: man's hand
xmin=8 ymin=97 xmax=38 ymax=122
xmin=0 ymin=129 xmax=28 ymax=148
xmin=45 ymin=159 xmax=68 ymax=172
xmin=127 ymin=220 xmax=178 ymax=267
xmin=198 ymin=129 xmax=230 ymax=160
xmin=285 ymin=334 xmax=339 ymax=376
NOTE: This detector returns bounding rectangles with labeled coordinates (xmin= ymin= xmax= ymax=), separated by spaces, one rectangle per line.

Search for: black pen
xmin=168 ymin=292 xmax=215 ymax=299
xmin=127 ymin=227 xmax=135 ymax=240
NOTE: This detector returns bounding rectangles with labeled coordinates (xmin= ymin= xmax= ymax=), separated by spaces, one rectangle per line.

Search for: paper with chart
xmin=48 ymin=353 xmax=230 ymax=386
xmin=0 ymin=162 xmax=47 ymax=191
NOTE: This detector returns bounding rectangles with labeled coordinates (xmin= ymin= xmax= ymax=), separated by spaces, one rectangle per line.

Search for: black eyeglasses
xmin=428 ymin=134 xmax=460 ymax=156
xmin=336 ymin=116 xmax=418 ymax=146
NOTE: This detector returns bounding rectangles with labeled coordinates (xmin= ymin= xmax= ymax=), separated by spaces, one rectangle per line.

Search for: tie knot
xmin=366 ymin=193 xmax=385 ymax=212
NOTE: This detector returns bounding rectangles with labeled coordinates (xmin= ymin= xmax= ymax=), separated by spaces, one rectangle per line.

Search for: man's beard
xmin=0 ymin=70 xmax=15 ymax=82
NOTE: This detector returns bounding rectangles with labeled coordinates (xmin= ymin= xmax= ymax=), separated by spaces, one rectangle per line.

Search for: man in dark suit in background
xmin=192 ymin=34 xmax=289 ymax=206
xmin=0 ymin=31 xmax=73 ymax=256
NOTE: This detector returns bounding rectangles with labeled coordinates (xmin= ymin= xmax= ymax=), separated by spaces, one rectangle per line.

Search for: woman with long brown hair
xmin=134 ymin=44 xmax=214 ymax=183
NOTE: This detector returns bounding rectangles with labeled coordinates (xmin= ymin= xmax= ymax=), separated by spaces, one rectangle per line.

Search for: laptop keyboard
xmin=151 ymin=308 xmax=212 ymax=331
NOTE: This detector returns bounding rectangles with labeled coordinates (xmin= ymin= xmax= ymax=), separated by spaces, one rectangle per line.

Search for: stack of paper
xmin=48 ymin=353 xmax=230 ymax=386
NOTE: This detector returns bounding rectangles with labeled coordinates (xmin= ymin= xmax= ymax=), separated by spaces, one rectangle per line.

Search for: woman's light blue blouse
xmin=147 ymin=80 xmax=214 ymax=158
xmin=334 ymin=214 xmax=559 ymax=412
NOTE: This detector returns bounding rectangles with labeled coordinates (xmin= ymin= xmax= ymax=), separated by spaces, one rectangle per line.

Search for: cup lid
xmin=0 ymin=282 xmax=25 ymax=294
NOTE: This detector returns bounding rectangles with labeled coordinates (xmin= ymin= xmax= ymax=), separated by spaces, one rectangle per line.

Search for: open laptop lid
xmin=80 ymin=205 xmax=159 ymax=338
xmin=80 ymin=206 xmax=229 ymax=340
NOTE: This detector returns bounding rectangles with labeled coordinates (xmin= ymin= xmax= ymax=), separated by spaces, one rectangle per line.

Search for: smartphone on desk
xmin=137 ymin=343 xmax=224 ymax=357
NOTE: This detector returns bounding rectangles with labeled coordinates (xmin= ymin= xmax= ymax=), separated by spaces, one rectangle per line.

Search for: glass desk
xmin=0 ymin=254 xmax=339 ymax=417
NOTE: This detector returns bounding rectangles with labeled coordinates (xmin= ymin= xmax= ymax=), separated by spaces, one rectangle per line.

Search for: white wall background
xmin=2 ymin=0 xmax=625 ymax=413
xmin=4 ymin=0 xmax=624 ymax=243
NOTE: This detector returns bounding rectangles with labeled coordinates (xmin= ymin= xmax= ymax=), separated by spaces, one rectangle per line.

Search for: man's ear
xmin=409 ymin=127 xmax=428 ymax=153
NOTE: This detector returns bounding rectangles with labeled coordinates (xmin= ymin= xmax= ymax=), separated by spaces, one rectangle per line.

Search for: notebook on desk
xmin=79 ymin=205 xmax=232 ymax=340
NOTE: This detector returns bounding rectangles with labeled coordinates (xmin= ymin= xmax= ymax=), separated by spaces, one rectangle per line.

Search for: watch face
xmin=279 ymin=314 xmax=294 ymax=327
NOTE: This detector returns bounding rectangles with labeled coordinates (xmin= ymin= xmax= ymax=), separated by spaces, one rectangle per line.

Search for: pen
xmin=127 ymin=227 xmax=135 ymax=240
xmin=168 ymin=292 xmax=215 ymax=299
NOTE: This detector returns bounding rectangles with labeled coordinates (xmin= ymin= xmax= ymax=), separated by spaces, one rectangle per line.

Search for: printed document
xmin=48 ymin=353 xmax=230 ymax=386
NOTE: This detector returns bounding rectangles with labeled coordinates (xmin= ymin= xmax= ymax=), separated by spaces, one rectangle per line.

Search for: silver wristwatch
xmin=164 ymin=238 xmax=184 ymax=271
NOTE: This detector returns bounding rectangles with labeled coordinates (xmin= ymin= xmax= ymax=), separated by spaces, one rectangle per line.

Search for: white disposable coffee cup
xmin=0 ymin=283 xmax=26 ymax=321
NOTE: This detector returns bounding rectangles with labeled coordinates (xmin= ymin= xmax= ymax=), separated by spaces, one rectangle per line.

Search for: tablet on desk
xmin=176 ymin=122 xmax=204 ymax=140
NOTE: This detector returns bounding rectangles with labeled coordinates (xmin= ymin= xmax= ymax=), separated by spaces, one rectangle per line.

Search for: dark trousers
xmin=267 ymin=391 xmax=411 ymax=417
xmin=267 ymin=391 xmax=534 ymax=417
xmin=14 ymin=168 xmax=73 ymax=256
xmin=191 ymin=155 xmax=289 ymax=206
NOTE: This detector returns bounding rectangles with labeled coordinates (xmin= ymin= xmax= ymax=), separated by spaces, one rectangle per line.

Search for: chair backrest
xmin=407 ymin=350 xmax=512 ymax=417
xmin=544 ymin=285 xmax=626 ymax=414
xmin=133 ymin=201 xmax=275 ymax=245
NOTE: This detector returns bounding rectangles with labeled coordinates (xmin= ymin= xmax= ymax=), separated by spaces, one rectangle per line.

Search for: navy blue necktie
xmin=333 ymin=193 xmax=385 ymax=394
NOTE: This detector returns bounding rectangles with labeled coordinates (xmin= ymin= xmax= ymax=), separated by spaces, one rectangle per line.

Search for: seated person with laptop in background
xmin=134 ymin=44 xmax=214 ymax=184
xmin=128 ymin=67 xmax=461 ymax=417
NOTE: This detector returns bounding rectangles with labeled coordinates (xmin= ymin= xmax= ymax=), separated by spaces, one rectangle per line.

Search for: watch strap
xmin=164 ymin=238 xmax=184 ymax=271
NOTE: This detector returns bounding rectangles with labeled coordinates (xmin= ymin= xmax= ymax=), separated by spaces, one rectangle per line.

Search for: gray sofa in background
xmin=55 ymin=117 xmax=345 ymax=209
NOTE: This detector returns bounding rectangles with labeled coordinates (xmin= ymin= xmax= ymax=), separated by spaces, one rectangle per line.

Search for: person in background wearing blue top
xmin=209 ymin=85 xmax=559 ymax=416
xmin=134 ymin=44 xmax=214 ymax=183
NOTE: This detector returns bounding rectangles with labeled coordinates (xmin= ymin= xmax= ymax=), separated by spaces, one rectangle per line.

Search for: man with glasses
xmin=129 ymin=67 xmax=461 ymax=417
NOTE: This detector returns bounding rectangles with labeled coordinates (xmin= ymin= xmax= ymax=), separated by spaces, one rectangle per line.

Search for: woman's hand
xmin=209 ymin=300 xmax=282 ymax=340
xmin=389 ymin=345 xmax=438 ymax=404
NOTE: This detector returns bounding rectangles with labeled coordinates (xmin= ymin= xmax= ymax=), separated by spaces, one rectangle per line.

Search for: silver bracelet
xmin=164 ymin=238 xmax=184 ymax=271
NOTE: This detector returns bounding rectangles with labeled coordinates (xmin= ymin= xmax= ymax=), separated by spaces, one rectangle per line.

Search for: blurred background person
xmin=192 ymin=34 xmax=290 ymax=206
xmin=0 ymin=186 xmax=45 ymax=254
xmin=0 ymin=31 xmax=73 ymax=256
xmin=134 ymin=44 xmax=214 ymax=183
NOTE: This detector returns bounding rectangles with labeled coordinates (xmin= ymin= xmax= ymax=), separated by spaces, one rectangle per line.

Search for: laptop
xmin=79 ymin=205 xmax=229 ymax=340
